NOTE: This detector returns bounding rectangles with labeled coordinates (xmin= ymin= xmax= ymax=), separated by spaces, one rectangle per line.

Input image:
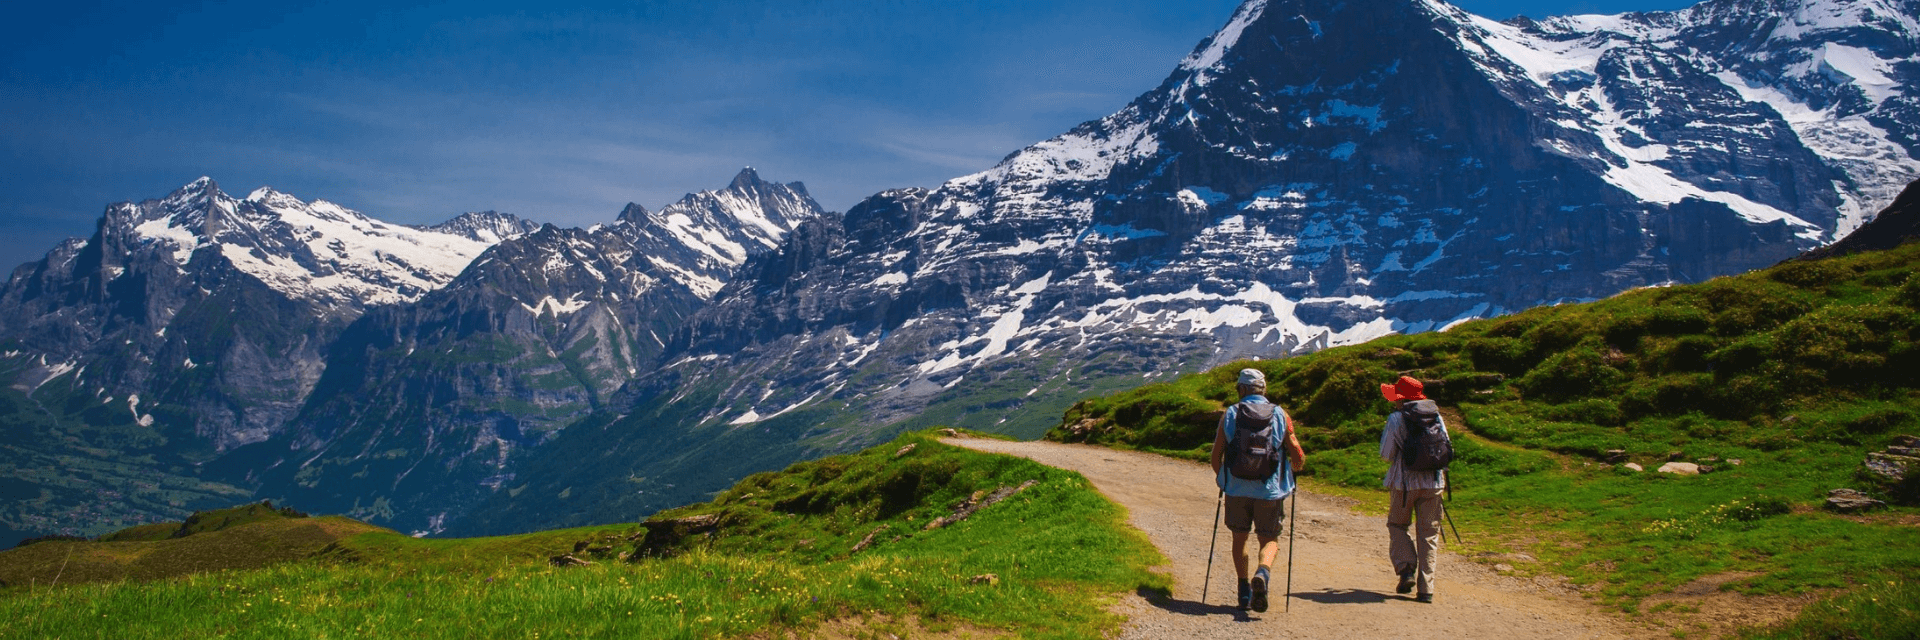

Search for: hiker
xmin=1379 ymin=375 xmax=1451 ymax=603
xmin=1210 ymin=368 xmax=1306 ymax=613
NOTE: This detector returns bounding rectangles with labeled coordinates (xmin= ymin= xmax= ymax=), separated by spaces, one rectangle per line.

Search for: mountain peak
xmin=729 ymin=167 xmax=765 ymax=190
xmin=617 ymin=203 xmax=650 ymax=226
xmin=165 ymin=176 xmax=223 ymax=204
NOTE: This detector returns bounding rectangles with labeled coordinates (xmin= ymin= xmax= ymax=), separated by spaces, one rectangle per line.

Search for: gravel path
xmin=944 ymin=437 xmax=1632 ymax=639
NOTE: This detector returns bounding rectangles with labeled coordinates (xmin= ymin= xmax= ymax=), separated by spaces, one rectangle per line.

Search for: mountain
xmin=220 ymin=169 xmax=823 ymax=536
xmin=0 ymin=179 xmax=537 ymax=543
xmin=452 ymin=0 xmax=1918 ymax=534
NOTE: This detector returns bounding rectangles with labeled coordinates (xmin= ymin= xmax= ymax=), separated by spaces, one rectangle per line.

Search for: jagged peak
xmin=617 ymin=203 xmax=650 ymax=226
xmin=164 ymin=176 xmax=224 ymax=203
xmin=729 ymin=167 xmax=765 ymax=190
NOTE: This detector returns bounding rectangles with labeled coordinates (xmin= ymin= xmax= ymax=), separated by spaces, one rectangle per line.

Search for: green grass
xmin=1048 ymin=243 xmax=1920 ymax=636
xmin=0 ymin=430 xmax=1165 ymax=638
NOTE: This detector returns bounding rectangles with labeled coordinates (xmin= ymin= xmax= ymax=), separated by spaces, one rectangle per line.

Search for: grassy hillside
xmin=0 ymin=430 xmax=1164 ymax=639
xmin=1049 ymin=242 xmax=1920 ymax=636
xmin=0 ymin=354 xmax=252 ymax=548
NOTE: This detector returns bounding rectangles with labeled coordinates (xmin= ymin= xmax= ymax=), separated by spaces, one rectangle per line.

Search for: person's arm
xmin=1211 ymin=413 xmax=1228 ymax=475
xmin=1281 ymin=407 xmax=1305 ymax=470
xmin=1380 ymin=410 xmax=1400 ymax=462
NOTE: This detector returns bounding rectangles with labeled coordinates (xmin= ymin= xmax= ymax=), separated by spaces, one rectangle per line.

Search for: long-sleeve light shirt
xmin=1380 ymin=401 xmax=1449 ymax=491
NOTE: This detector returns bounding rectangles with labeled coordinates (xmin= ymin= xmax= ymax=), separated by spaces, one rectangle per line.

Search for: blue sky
xmin=0 ymin=0 xmax=1696 ymax=270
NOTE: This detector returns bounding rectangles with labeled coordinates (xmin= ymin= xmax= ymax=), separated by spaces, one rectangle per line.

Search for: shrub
xmin=1726 ymin=496 xmax=1791 ymax=522
xmin=1465 ymin=336 xmax=1532 ymax=376
xmin=1518 ymin=345 xmax=1628 ymax=403
xmin=1898 ymin=272 xmax=1920 ymax=309
xmin=1768 ymin=259 xmax=1854 ymax=289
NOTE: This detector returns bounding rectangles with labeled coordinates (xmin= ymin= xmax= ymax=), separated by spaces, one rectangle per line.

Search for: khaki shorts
xmin=1223 ymin=494 xmax=1286 ymax=537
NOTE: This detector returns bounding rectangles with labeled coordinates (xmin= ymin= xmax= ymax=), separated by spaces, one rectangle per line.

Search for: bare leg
xmin=1231 ymin=530 xmax=1252 ymax=580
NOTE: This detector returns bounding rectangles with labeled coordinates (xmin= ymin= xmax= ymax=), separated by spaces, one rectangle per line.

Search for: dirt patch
xmin=1640 ymin=572 xmax=1828 ymax=639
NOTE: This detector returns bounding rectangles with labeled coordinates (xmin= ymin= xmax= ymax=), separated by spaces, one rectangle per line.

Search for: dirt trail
xmin=944 ymin=437 xmax=1634 ymax=639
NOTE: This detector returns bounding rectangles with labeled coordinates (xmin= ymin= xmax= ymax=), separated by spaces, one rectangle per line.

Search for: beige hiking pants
xmin=1387 ymin=488 xmax=1444 ymax=595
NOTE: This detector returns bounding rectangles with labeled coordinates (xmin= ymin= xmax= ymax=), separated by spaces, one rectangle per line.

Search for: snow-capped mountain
xmin=235 ymin=169 xmax=822 ymax=535
xmin=0 ymin=178 xmax=538 ymax=449
xmin=456 ymin=0 xmax=1919 ymax=534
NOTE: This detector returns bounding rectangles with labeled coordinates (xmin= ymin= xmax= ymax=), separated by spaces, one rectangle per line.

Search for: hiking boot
xmin=1237 ymin=580 xmax=1253 ymax=611
xmin=1415 ymin=592 xmax=1434 ymax=604
xmin=1396 ymin=572 xmax=1416 ymax=594
xmin=1250 ymin=567 xmax=1270 ymax=613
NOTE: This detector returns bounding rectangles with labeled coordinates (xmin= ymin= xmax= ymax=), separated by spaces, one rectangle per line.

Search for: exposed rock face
xmin=1798 ymin=179 xmax=1920 ymax=259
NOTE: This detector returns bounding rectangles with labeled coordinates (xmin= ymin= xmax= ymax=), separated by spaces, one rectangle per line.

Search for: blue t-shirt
xmin=1216 ymin=395 xmax=1295 ymax=500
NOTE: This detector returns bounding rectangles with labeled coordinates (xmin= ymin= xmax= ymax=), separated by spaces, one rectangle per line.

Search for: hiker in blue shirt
xmin=1209 ymin=368 xmax=1306 ymax=613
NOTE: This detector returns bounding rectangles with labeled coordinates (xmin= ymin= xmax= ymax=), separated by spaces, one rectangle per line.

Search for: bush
xmin=1768 ymin=259 xmax=1854 ymax=289
xmin=1466 ymin=336 xmax=1533 ymax=376
xmin=1518 ymin=345 xmax=1628 ymax=403
xmin=1726 ymin=496 xmax=1791 ymax=522
xmin=1898 ymin=272 xmax=1920 ymax=309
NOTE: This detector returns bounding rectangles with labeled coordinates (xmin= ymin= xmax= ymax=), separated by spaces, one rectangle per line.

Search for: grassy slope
xmin=0 ymin=430 xmax=1165 ymax=639
xmin=1049 ymin=243 xmax=1920 ymax=635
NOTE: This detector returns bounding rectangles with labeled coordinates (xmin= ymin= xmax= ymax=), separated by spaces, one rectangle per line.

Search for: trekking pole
xmin=1442 ymin=498 xmax=1464 ymax=545
xmin=1202 ymin=489 xmax=1224 ymax=603
xmin=1285 ymin=488 xmax=1298 ymax=612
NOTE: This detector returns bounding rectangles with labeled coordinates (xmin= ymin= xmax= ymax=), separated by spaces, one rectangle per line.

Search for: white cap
xmin=1238 ymin=368 xmax=1266 ymax=387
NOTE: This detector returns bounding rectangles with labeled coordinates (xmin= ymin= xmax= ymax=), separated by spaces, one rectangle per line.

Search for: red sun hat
xmin=1380 ymin=376 xmax=1426 ymax=402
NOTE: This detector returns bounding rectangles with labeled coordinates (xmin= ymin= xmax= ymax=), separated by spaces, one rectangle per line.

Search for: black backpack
xmin=1398 ymin=400 xmax=1453 ymax=473
xmin=1227 ymin=402 xmax=1286 ymax=481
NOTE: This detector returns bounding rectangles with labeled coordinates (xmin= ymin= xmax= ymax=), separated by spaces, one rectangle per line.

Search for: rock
xmin=1624 ymin=463 xmax=1644 ymax=472
xmin=969 ymin=574 xmax=1000 ymax=586
xmin=1667 ymin=451 xmax=1686 ymax=461
xmin=1825 ymin=488 xmax=1886 ymax=513
xmin=894 ymin=443 xmax=917 ymax=458
xmin=1728 ymin=459 xmax=1744 ymax=466
xmin=851 ymin=525 xmax=891 ymax=553
xmin=1658 ymin=462 xmax=1700 ymax=475
xmin=1864 ymin=452 xmax=1918 ymax=481
xmin=939 ymin=428 xmax=961 ymax=438
xmin=1890 ymin=446 xmax=1919 ymax=457
xmin=1894 ymin=435 xmax=1919 ymax=447
xmin=1697 ymin=465 xmax=1716 ymax=474
xmin=925 ymin=480 xmax=1040 ymax=531
xmin=1605 ymin=450 xmax=1628 ymax=463
xmin=1494 ymin=563 xmax=1515 ymax=573
xmin=549 ymin=554 xmax=593 ymax=567
xmin=1698 ymin=456 xmax=1719 ymax=463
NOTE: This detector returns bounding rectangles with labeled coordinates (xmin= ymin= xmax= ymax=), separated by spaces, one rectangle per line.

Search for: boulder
xmin=1623 ymin=463 xmax=1644 ymax=472
xmin=1825 ymin=488 xmax=1886 ymax=513
xmin=1605 ymin=450 xmax=1628 ymax=463
xmin=970 ymin=573 xmax=1001 ymax=586
xmin=1657 ymin=462 xmax=1700 ymax=475
xmin=1864 ymin=452 xmax=1917 ymax=481
xmin=894 ymin=443 xmax=918 ymax=458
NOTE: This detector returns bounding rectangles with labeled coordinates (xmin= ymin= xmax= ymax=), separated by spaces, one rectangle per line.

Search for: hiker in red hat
xmin=1379 ymin=375 xmax=1452 ymax=603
